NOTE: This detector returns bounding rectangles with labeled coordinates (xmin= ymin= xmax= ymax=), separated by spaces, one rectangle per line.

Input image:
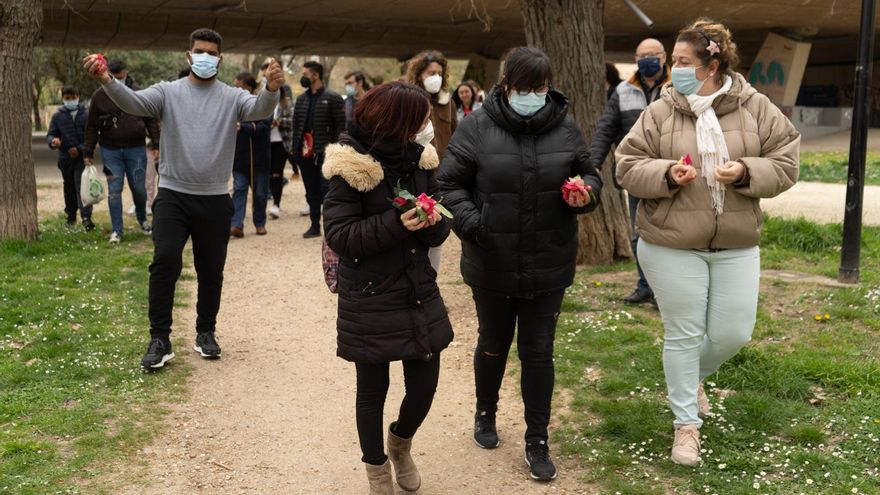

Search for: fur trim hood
xmin=323 ymin=142 xmax=440 ymax=192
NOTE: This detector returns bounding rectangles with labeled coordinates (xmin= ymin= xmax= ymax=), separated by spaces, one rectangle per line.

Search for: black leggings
xmin=472 ymin=289 xmax=564 ymax=444
xmin=355 ymin=355 xmax=441 ymax=465
xmin=269 ymin=142 xmax=288 ymax=207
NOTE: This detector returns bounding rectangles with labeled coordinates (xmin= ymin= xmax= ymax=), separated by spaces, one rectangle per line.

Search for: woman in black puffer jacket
xmin=437 ymin=46 xmax=602 ymax=483
xmin=322 ymin=82 xmax=453 ymax=495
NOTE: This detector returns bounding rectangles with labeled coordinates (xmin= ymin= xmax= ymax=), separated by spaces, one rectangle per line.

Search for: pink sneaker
xmin=672 ymin=425 xmax=701 ymax=466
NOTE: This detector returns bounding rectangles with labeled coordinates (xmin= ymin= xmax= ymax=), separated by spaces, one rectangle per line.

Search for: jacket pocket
xmin=647 ymin=199 xmax=674 ymax=228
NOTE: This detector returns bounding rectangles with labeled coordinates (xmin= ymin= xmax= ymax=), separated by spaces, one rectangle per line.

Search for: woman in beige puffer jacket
xmin=615 ymin=18 xmax=799 ymax=468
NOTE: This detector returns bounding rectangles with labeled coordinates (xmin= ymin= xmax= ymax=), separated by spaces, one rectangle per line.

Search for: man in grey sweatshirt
xmin=84 ymin=28 xmax=284 ymax=370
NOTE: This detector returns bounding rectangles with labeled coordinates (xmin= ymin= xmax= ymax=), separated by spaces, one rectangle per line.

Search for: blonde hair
xmin=677 ymin=18 xmax=740 ymax=83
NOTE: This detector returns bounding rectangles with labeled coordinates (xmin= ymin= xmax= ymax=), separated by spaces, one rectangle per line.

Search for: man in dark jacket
xmin=230 ymin=72 xmax=272 ymax=237
xmin=590 ymin=39 xmax=670 ymax=307
xmin=48 ymin=85 xmax=94 ymax=231
xmin=84 ymin=59 xmax=161 ymax=244
xmin=291 ymin=60 xmax=346 ymax=238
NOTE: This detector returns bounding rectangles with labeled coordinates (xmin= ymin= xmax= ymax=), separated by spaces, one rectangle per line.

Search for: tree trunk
xmin=521 ymin=0 xmax=632 ymax=265
xmin=0 ymin=0 xmax=41 ymax=241
xmin=32 ymin=78 xmax=42 ymax=131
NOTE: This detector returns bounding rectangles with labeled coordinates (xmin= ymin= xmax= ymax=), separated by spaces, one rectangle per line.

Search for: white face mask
xmin=414 ymin=121 xmax=434 ymax=146
xmin=423 ymin=74 xmax=442 ymax=94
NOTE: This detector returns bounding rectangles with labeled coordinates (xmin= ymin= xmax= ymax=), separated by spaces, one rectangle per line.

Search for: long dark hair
xmin=354 ymin=82 xmax=431 ymax=145
xmin=500 ymin=46 xmax=553 ymax=92
xmin=452 ymin=82 xmax=478 ymax=110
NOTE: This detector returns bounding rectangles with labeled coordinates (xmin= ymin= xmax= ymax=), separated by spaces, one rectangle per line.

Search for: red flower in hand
xmin=393 ymin=196 xmax=408 ymax=207
xmin=92 ymin=54 xmax=108 ymax=76
xmin=561 ymin=176 xmax=588 ymax=202
xmin=680 ymin=154 xmax=693 ymax=166
xmin=415 ymin=193 xmax=437 ymax=217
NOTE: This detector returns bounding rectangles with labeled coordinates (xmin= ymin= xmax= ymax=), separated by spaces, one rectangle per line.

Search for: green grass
xmin=799 ymin=151 xmax=880 ymax=185
xmin=0 ymin=218 xmax=189 ymax=495
xmin=554 ymin=216 xmax=880 ymax=494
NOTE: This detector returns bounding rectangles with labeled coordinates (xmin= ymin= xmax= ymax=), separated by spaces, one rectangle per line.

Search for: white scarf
xmin=686 ymin=75 xmax=733 ymax=215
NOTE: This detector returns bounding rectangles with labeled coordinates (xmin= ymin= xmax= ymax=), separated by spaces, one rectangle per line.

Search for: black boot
xmin=303 ymin=224 xmax=321 ymax=239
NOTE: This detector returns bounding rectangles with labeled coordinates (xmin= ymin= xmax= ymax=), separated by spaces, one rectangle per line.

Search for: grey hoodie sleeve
xmin=238 ymin=88 xmax=280 ymax=122
xmin=101 ymin=77 xmax=165 ymax=119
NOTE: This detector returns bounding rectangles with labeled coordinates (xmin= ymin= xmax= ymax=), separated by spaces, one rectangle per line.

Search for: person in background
xmin=48 ymin=85 xmax=94 ymax=231
xmin=615 ymin=19 xmax=799 ymax=467
xmin=84 ymin=58 xmax=160 ymax=244
xmin=605 ymin=62 xmax=623 ymax=100
xmin=290 ymin=60 xmax=346 ymax=239
xmin=230 ymin=72 xmax=272 ymax=238
xmin=269 ymin=85 xmax=294 ymax=218
xmin=344 ymin=70 xmax=371 ymax=130
xmin=453 ymin=81 xmax=481 ymax=121
xmin=405 ymin=50 xmax=457 ymax=160
xmin=405 ymin=50 xmax=458 ymax=271
xmin=323 ymin=82 xmax=452 ymax=495
xmin=591 ymin=39 xmax=671 ymax=308
xmin=83 ymin=28 xmax=282 ymax=370
xmin=437 ymin=46 xmax=602 ymax=483
xmin=463 ymin=79 xmax=486 ymax=104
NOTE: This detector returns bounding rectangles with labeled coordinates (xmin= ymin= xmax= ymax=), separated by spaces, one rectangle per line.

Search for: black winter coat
xmin=47 ymin=105 xmax=88 ymax=168
xmin=322 ymin=137 xmax=453 ymax=364
xmin=437 ymin=86 xmax=602 ymax=298
xmin=291 ymin=87 xmax=346 ymax=158
xmin=233 ymin=117 xmax=272 ymax=175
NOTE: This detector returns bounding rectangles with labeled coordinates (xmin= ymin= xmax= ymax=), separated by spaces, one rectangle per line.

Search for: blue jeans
xmin=231 ymin=170 xmax=269 ymax=228
xmin=628 ymin=193 xmax=652 ymax=295
xmin=102 ymin=145 xmax=147 ymax=236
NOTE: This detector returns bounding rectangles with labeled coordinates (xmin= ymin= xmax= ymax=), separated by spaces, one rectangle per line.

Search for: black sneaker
xmin=82 ymin=218 xmax=96 ymax=232
xmin=622 ymin=288 xmax=654 ymax=305
xmin=141 ymin=338 xmax=174 ymax=370
xmin=303 ymin=225 xmax=321 ymax=239
xmin=525 ymin=441 xmax=557 ymax=481
xmin=474 ymin=411 xmax=500 ymax=449
xmin=194 ymin=332 xmax=221 ymax=359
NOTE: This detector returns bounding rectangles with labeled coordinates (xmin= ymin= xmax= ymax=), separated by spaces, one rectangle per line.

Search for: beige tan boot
xmin=672 ymin=425 xmax=701 ymax=466
xmin=387 ymin=423 xmax=421 ymax=492
xmin=697 ymin=382 xmax=711 ymax=419
xmin=365 ymin=460 xmax=394 ymax=495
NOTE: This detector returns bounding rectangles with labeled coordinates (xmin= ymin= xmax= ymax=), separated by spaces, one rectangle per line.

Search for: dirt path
xmin=77 ymin=180 xmax=589 ymax=495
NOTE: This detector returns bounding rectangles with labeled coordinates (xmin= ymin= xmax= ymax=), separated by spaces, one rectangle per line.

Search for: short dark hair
xmin=236 ymin=72 xmax=258 ymax=92
xmin=61 ymin=85 xmax=78 ymax=97
xmin=354 ymin=82 xmax=431 ymax=145
xmin=108 ymin=59 xmax=127 ymax=74
xmin=190 ymin=28 xmax=222 ymax=52
xmin=345 ymin=70 xmax=371 ymax=90
xmin=304 ymin=61 xmax=324 ymax=81
xmin=501 ymin=46 xmax=554 ymax=92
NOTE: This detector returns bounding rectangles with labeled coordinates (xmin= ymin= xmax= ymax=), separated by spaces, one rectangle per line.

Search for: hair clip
xmin=707 ymin=40 xmax=720 ymax=56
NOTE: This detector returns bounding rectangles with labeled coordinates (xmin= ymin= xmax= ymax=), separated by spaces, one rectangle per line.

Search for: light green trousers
xmin=638 ymin=239 xmax=760 ymax=427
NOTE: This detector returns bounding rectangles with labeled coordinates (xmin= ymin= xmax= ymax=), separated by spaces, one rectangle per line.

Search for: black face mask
xmin=300 ymin=76 xmax=312 ymax=88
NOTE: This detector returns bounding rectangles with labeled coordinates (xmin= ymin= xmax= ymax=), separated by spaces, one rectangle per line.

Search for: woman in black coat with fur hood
xmin=322 ymin=81 xmax=453 ymax=495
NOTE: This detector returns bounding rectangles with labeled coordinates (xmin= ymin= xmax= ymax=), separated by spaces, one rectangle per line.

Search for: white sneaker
xmin=109 ymin=232 xmax=122 ymax=244
xmin=141 ymin=221 xmax=153 ymax=235
xmin=299 ymin=207 xmax=310 ymax=217
xmin=268 ymin=205 xmax=281 ymax=219
xmin=127 ymin=204 xmax=136 ymax=216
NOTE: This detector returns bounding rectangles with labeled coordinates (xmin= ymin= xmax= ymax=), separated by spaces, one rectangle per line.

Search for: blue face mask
xmin=671 ymin=66 xmax=707 ymax=96
xmin=345 ymin=84 xmax=357 ymax=97
xmin=189 ymin=52 xmax=220 ymax=79
xmin=509 ymin=90 xmax=548 ymax=118
xmin=637 ymin=57 xmax=662 ymax=78
xmin=63 ymin=99 xmax=79 ymax=111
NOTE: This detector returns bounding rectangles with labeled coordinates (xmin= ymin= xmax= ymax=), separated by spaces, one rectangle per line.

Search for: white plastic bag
xmin=80 ymin=165 xmax=106 ymax=206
